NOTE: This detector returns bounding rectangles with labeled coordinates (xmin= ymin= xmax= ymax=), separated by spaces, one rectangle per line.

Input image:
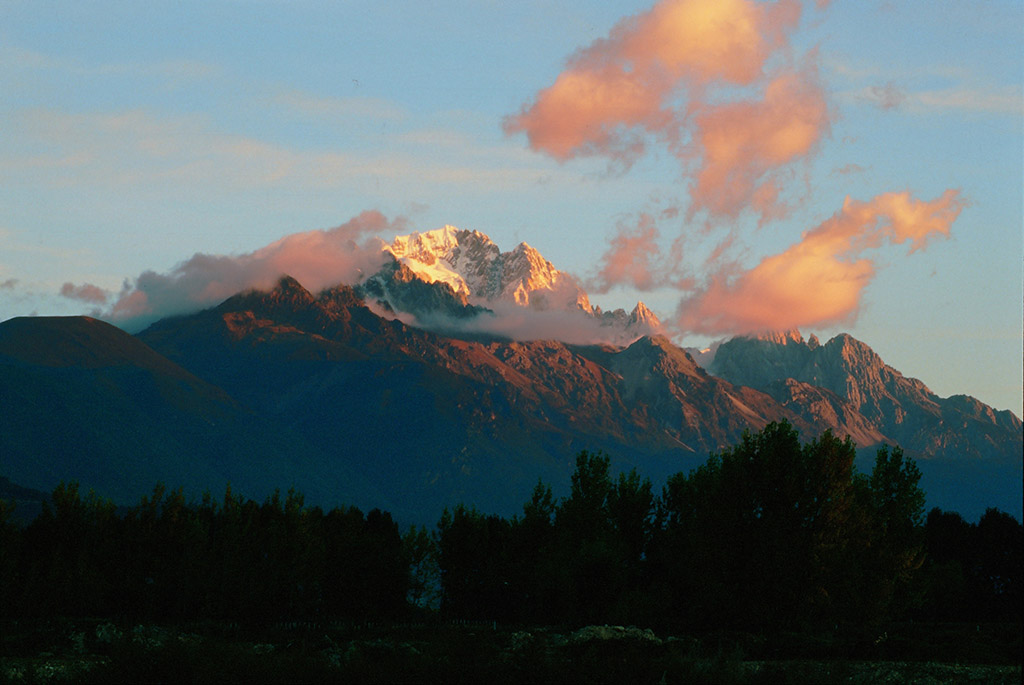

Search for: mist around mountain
xmin=1 ymin=263 xmax=1020 ymax=523
xmin=355 ymin=227 xmax=663 ymax=346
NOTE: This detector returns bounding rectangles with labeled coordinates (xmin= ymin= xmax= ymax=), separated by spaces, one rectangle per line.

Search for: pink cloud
xmin=674 ymin=190 xmax=965 ymax=334
xmin=502 ymin=64 xmax=668 ymax=163
xmin=590 ymin=213 xmax=664 ymax=292
xmin=613 ymin=0 xmax=800 ymax=86
xmin=505 ymin=0 xmax=832 ymax=227
xmin=108 ymin=210 xmax=403 ymax=330
xmin=59 ymin=282 xmax=109 ymax=304
xmin=504 ymin=0 xmax=804 ymax=172
xmin=689 ymin=68 xmax=829 ymax=221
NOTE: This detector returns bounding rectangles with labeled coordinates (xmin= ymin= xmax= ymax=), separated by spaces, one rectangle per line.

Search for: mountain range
xmin=1 ymin=228 xmax=1020 ymax=523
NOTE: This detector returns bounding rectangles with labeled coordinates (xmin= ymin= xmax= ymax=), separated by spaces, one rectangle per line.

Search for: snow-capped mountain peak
xmin=383 ymin=226 xmax=590 ymax=312
xmin=383 ymin=226 xmax=494 ymax=297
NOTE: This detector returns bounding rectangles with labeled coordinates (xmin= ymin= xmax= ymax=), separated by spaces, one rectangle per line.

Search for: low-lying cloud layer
xmin=394 ymin=301 xmax=651 ymax=348
xmin=62 ymin=211 xmax=403 ymax=331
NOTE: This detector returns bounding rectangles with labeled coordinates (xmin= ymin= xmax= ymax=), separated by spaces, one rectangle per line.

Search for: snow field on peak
xmin=384 ymin=225 xmax=583 ymax=311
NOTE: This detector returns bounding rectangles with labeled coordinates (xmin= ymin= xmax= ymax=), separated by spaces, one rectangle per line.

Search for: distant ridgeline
xmin=2 ymin=422 xmax=1020 ymax=632
xmin=0 ymin=278 xmax=1020 ymax=527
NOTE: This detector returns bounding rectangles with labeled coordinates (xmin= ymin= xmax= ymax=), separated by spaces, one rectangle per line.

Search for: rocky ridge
xmin=711 ymin=331 xmax=1022 ymax=463
xmin=1 ymin=277 xmax=1020 ymax=523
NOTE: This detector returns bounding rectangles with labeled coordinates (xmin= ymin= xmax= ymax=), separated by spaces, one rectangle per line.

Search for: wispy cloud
xmin=0 ymin=225 xmax=92 ymax=261
xmin=827 ymin=56 xmax=1023 ymax=116
xmin=1 ymin=106 xmax=595 ymax=199
xmin=60 ymin=282 xmax=109 ymax=304
xmin=858 ymin=82 xmax=906 ymax=110
xmin=912 ymin=85 xmax=1024 ymax=115
xmin=0 ymin=44 xmax=219 ymax=85
xmin=588 ymin=212 xmax=667 ymax=293
xmin=273 ymin=90 xmax=407 ymax=121
xmin=846 ymin=83 xmax=1023 ymax=115
xmin=831 ymin=163 xmax=867 ymax=177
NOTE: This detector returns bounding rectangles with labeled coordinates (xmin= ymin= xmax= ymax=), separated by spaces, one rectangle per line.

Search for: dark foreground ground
xmin=1 ymin=620 xmax=1020 ymax=684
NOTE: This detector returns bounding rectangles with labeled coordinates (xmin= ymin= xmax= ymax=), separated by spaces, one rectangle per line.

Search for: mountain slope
xmin=2 ymin=283 xmax=1019 ymax=523
xmin=145 ymin=278 xmax=809 ymax=452
xmin=132 ymin=278 xmax=827 ymax=519
xmin=711 ymin=331 xmax=1022 ymax=463
xmin=0 ymin=315 xmax=382 ymax=510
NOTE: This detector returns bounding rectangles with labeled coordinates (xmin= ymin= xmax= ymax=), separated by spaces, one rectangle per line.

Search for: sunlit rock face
xmin=384 ymin=226 xmax=589 ymax=312
xmin=711 ymin=331 xmax=1023 ymax=463
xmin=356 ymin=260 xmax=491 ymax=323
xmin=377 ymin=226 xmax=661 ymax=340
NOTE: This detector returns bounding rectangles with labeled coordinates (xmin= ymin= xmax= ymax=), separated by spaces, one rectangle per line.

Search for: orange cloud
xmin=503 ymin=65 xmax=667 ymax=162
xmin=675 ymin=190 xmax=964 ymax=334
xmin=690 ymin=69 xmax=829 ymax=220
xmin=504 ymin=0 xmax=803 ymax=168
xmin=108 ymin=210 xmax=402 ymax=330
xmin=590 ymin=213 xmax=663 ymax=292
xmin=614 ymin=0 xmax=800 ymax=86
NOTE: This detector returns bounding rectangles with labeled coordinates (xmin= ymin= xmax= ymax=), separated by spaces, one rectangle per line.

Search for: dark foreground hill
xmin=1 ymin=277 xmax=1020 ymax=522
xmin=0 ymin=314 xmax=383 ymax=513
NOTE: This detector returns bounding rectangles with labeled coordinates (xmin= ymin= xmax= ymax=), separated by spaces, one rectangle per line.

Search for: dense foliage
xmin=1 ymin=421 xmax=1019 ymax=634
xmin=434 ymin=422 xmax=1021 ymax=631
xmin=0 ymin=485 xmax=407 ymax=622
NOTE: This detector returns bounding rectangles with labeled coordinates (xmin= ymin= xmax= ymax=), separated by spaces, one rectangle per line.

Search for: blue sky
xmin=1 ymin=0 xmax=1021 ymax=414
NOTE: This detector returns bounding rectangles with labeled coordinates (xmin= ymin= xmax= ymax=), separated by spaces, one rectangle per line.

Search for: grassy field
xmin=2 ymin=620 xmax=1020 ymax=684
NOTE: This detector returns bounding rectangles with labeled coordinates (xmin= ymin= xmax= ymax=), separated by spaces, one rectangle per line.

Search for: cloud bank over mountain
xmin=62 ymin=211 xmax=402 ymax=331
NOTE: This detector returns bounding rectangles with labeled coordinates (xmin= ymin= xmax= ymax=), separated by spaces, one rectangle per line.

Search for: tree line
xmin=433 ymin=421 xmax=1021 ymax=631
xmin=1 ymin=421 xmax=1020 ymax=630
xmin=0 ymin=485 xmax=407 ymax=623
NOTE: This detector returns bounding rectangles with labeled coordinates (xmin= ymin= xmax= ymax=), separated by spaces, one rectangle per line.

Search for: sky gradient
xmin=1 ymin=0 xmax=1022 ymax=414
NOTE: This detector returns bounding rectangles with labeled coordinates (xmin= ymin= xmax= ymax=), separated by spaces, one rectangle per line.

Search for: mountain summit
xmin=384 ymin=226 xmax=591 ymax=312
xmin=368 ymin=226 xmax=661 ymax=341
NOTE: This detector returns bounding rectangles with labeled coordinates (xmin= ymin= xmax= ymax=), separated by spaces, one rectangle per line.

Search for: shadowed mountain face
xmin=1 ymin=279 xmax=1020 ymax=523
xmin=130 ymin=277 xmax=816 ymax=520
xmin=0 ymin=314 xmax=383 ymax=512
